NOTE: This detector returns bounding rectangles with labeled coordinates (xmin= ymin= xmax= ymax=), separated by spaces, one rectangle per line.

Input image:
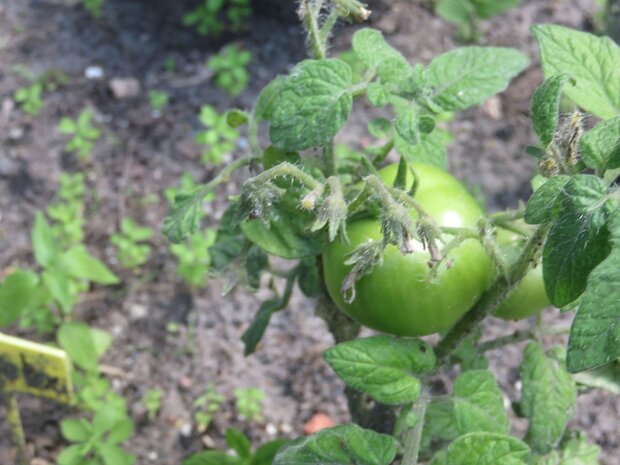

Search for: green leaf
xmin=0 ymin=269 xmax=38 ymax=326
xmin=32 ymin=212 xmax=59 ymax=268
xmin=298 ymin=257 xmax=321 ymax=297
xmin=163 ymin=190 xmax=205 ymax=243
xmin=394 ymin=127 xmax=451 ymax=168
xmin=58 ymin=321 xmax=99 ymax=372
xmin=241 ymin=299 xmax=279 ymax=356
xmin=473 ymin=0 xmax=520 ymax=19
xmin=323 ymin=336 xmax=435 ymax=405
xmin=420 ymin=401 xmax=459 ymax=453
xmin=524 ymin=175 xmax=570 ymax=225
xmin=98 ymin=444 xmax=135 ymax=465
xmin=351 ymin=28 xmax=408 ymax=70
xmin=540 ymin=433 xmax=601 ymax=465
xmin=57 ymin=444 xmax=84 ymax=465
xmin=567 ymin=213 xmax=620 ymax=372
xmin=255 ymin=76 xmax=286 ymax=121
xmin=531 ymin=74 xmax=573 ymax=147
xmin=453 ymin=369 xmax=509 ymax=435
xmin=241 ymin=207 xmax=326 ymax=259
xmin=520 ymin=342 xmax=577 ymax=453
xmin=43 ymin=270 xmax=73 ymax=314
xmin=226 ymin=428 xmax=252 ymax=460
xmin=543 ymin=175 xmax=612 ymax=307
xmin=226 ymin=109 xmax=249 ymax=128
xmin=435 ymin=0 xmax=472 ymax=25
xmin=269 ymin=59 xmax=353 ymax=151
xmin=573 ymin=359 xmax=620 ymax=394
xmin=395 ymin=107 xmax=420 ymax=146
xmin=532 ymin=24 xmax=620 ymax=120
xmin=61 ymin=246 xmax=119 ymax=285
xmin=579 ymin=116 xmax=620 ymax=170
xmin=107 ymin=418 xmax=134 ymax=444
xmin=250 ymin=439 xmax=289 ymax=465
xmin=440 ymin=432 xmax=529 ymax=465
xmin=182 ymin=451 xmax=240 ymax=465
xmin=427 ymin=47 xmax=528 ymax=111
xmin=61 ymin=418 xmax=91 ymax=442
xmin=91 ymin=328 xmax=113 ymax=357
xmin=273 ymin=424 xmax=397 ymax=465
xmin=366 ymin=83 xmax=390 ymax=108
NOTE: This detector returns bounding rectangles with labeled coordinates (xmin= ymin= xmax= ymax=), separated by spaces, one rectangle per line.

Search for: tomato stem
xmin=400 ymin=393 xmax=429 ymax=465
xmin=434 ymin=223 xmax=550 ymax=364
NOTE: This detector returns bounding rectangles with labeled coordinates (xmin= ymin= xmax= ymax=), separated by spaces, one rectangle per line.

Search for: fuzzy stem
xmin=401 ymin=395 xmax=428 ymax=465
xmin=303 ymin=0 xmax=326 ymax=59
xmin=249 ymin=162 xmax=322 ymax=190
xmin=435 ymin=223 xmax=550 ymax=364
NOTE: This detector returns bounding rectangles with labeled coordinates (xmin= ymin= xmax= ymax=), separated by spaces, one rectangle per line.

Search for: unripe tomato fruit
xmin=494 ymin=228 xmax=550 ymax=320
xmin=322 ymin=163 xmax=493 ymax=337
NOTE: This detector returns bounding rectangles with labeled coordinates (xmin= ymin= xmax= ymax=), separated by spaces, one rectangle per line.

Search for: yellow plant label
xmin=0 ymin=332 xmax=73 ymax=404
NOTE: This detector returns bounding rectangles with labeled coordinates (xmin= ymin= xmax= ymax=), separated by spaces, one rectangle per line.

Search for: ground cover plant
xmin=1 ymin=1 xmax=620 ymax=464
xmin=161 ymin=1 xmax=620 ymax=464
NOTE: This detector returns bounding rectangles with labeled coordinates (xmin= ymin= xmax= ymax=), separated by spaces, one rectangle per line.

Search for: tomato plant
xmin=163 ymin=2 xmax=620 ymax=462
xmin=323 ymin=163 xmax=493 ymax=336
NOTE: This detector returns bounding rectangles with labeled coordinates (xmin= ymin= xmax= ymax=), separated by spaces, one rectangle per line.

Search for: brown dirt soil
xmin=0 ymin=0 xmax=618 ymax=464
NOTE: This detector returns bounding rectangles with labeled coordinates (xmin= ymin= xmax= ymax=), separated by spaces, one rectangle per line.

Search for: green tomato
xmin=322 ymin=163 xmax=493 ymax=337
xmin=494 ymin=228 xmax=550 ymax=320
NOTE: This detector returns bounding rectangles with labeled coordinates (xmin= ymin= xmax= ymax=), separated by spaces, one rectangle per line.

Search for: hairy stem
xmin=302 ymin=0 xmax=326 ymax=59
xmin=435 ymin=223 xmax=550 ymax=364
xmin=248 ymin=162 xmax=322 ymax=190
xmin=401 ymin=395 xmax=428 ymax=465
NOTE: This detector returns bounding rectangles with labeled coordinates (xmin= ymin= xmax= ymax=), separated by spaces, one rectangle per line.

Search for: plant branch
xmin=248 ymin=162 xmax=322 ymax=190
xmin=302 ymin=0 xmax=326 ymax=59
xmin=478 ymin=325 xmax=571 ymax=353
xmin=435 ymin=223 xmax=550 ymax=364
xmin=401 ymin=394 xmax=428 ymax=465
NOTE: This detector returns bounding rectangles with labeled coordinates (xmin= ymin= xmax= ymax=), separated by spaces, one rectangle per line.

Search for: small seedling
xmin=14 ymin=81 xmax=44 ymax=115
xmin=0 ymin=333 xmax=73 ymax=465
xmin=207 ymin=44 xmax=252 ymax=97
xmin=182 ymin=0 xmax=251 ymax=36
xmin=195 ymin=105 xmax=240 ymax=165
xmin=194 ymin=383 xmax=225 ymax=432
xmin=234 ymin=387 xmax=265 ymax=422
xmin=111 ymin=218 xmax=153 ymax=269
xmin=170 ymin=229 xmax=217 ymax=288
xmin=164 ymin=172 xmax=215 ymax=206
xmin=143 ymin=388 xmax=164 ymax=421
xmin=58 ymin=109 xmax=102 ymax=162
xmin=47 ymin=172 xmax=86 ymax=247
xmin=148 ymin=90 xmax=169 ymax=113
xmin=435 ymin=0 xmax=521 ymax=42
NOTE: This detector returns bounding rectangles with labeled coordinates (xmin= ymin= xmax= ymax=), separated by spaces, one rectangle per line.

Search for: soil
xmin=0 ymin=0 xmax=618 ymax=464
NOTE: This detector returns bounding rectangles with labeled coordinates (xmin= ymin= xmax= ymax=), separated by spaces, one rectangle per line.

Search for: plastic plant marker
xmin=0 ymin=332 xmax=74 ymax=465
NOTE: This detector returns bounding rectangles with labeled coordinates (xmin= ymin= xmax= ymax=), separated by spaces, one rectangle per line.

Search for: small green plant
xmin=195 ymin=105 xmax=240 ymax=165
xmin=58 ymin=109 xmax=102 ymax=162
xmin=148 ymin=90 xmax=169 ymax=113
xmin=193 ymin=383 xmax=225 ymax=433
xmin=234 ymin=387 xmax=265 ymax=423
xmin=57 ymin=322 xmax=135 ymax=465
xmin=182 ymin=428 xmax=287 ymax=465
xmin=171 ymin=229 xmax=217 ymax=288
xmin=83 ymin=0 xmax=104 ymax=18
xmin=47 ymin=173 xmax=86 ymax=248
xmin=164 ymin=172 xmax=214 ymax=206
xmin=143 ymin=389 xmax=164 ymax=421
xmin=0 ymin=213 xmax=119 ymax=333
xmin=111 ymin=218 xmax=153 ymax=269
xmin=435 ymin=0 xmax=520 ymax=42
xmin=182 ymin=0 xmax=251 ymax=36
xmin=15 ymin=81 xmax=44 ymax=115
xmin=207 ymin=44 xmax=252 ymax=97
